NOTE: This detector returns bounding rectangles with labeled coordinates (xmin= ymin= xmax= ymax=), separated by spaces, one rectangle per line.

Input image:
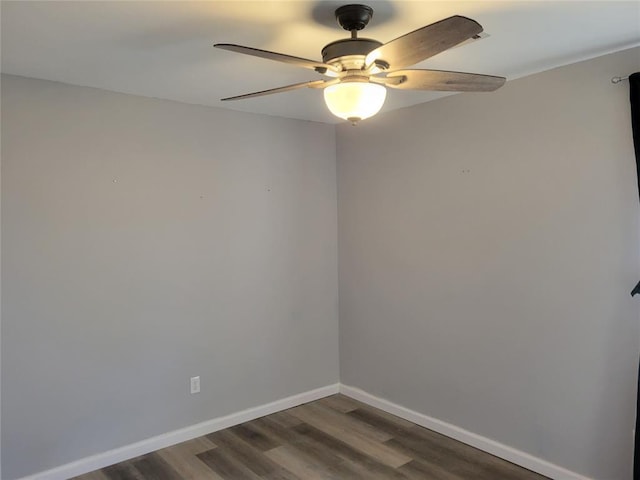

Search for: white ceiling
xmin=2 ymin=1 xmax=639 ymax=124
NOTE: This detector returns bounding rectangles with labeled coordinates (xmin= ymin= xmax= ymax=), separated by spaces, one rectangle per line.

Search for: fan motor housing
xmin=321 ymin=38 xmax=382 ymax=64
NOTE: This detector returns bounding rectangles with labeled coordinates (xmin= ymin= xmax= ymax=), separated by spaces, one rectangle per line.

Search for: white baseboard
xmin=339 ymin=384 xmax=592 ymax=480
xmin=18 ymin=383 xmax=339 ymax=480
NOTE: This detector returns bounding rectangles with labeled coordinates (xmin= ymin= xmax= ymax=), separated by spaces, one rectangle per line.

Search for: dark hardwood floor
xmin=73 ymin=394 xmax=547 ymax=480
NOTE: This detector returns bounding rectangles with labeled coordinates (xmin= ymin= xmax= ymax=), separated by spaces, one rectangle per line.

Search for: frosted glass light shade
xmin=323 ymin=81 xmax=386 ymax=123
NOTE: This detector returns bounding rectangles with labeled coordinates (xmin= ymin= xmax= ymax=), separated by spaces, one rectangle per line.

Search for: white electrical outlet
xmin=190 ymin=376 xmax=200 ymax=394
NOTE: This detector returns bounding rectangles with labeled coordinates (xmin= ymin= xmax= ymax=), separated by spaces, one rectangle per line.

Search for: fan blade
xmin=385 ymin=69 xmax=506 ymax=92
xmin=365 ymin=16 xmax=483 ymax=70
xmin=215 ymin=44 xmax=340 ymax=75
xmin=221 ymin=80 xmax=330 ymax=101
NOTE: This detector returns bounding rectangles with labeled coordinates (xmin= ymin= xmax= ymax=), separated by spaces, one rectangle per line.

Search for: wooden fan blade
xmin=214 ymin=44 xmax=340 ymax=75
xmin=221 ymin=80 xmax=329 ymax=101
xmin=365 ymin=16 xmax=483 ymax=70
xmin=385 ymin=69 xmax=506 ymax=92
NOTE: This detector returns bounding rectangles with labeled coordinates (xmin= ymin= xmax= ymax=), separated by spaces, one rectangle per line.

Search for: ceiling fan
xmin=214 ymin=4 xmax=506 ymax=124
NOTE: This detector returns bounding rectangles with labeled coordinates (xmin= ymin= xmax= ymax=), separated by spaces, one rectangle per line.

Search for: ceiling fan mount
xmin=335 ymin=4 xmax=374 ymax=32
xmin=214 ymin=4 xmax=506 ymax=124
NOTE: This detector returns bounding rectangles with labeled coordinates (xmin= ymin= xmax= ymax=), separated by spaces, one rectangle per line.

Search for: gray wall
xmin=3 ymin=47 xmax=640 ymax=480
xmin=337 ymin=47 xmax=640 ymax=479
xmin=1 ymin=75 xmax=339 ymax=479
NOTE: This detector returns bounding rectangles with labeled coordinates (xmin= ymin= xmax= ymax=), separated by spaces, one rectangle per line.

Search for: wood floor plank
xmin=252 ymin=418 xmax=342 ymax=466
xmin=398 ymin=459 xmax=465 ymax=480
xmin=288 ymin=404 xmax=412 ymax=468
xmin=385 ymin=432 xmax=488 ymax=477
xmin=249 ymin=416 xmax=302 ymax=446
xmin=197 ymin=447 xmax=263 ymax=480
xmin=265 ymin=445 xmax=329 ymax=480
xmin=338 ymin=458 xmax=411 ymax=480
xmin=157 ymin=446 xmax=224 ymax=480
xmin=348 ymin=406 xmax=416 ymax=436
xmin=206 ymin=429 xmax=291 ymax=478
xmin=162 ymin=436 xmax=217 ymax=455
xmin=265 ymin=443 xmax=366 ymax=480
xmin=274 ymin=433 xmax=366 ymax=479
xmin=385 ymin=427 xmax=541 ymax=480
xmin=316 ymin=394 xmax=364 ymax=413
xmin=302 ymin=402 xmax=394 ymax=442
xmin=354 ymin=403 xmax=418 ymax=429
xmin=404 ymin=424 xmax=544 ymax=479
xmin=249 ymin=415 xmax=368 ymax=479
xmin=260 ymin=467 xmax=304 ymax=480
xmin=101 ymin=461 xmax=145 ymax=480
xmin=268 ymin=410 xmax=304 ymax=427
xmin=130 ymin=453 xmax=182 ymax=480
xmin=292 ymin=422 xmax=409 ymax=480
xmin=230 ymin=422 xmax=281 ymax=451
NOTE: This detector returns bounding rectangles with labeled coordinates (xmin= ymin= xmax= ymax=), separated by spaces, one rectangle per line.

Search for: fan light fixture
xmin=214 ymin=4 xmax=506 ymax=125
xmin=323 ymin=81 xmax=386 ymax=124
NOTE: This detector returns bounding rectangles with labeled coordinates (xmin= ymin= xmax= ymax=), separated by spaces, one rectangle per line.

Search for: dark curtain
xmin=630 ymin=71 xmax=640 ymax=480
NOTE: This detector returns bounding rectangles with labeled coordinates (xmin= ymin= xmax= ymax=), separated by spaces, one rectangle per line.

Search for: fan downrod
xmin=335 ymin=4 xmax=373 ymax=32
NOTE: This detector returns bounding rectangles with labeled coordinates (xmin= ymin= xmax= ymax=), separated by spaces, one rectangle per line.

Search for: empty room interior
xmin=2 ymin=1 xmax=640 ymax=479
